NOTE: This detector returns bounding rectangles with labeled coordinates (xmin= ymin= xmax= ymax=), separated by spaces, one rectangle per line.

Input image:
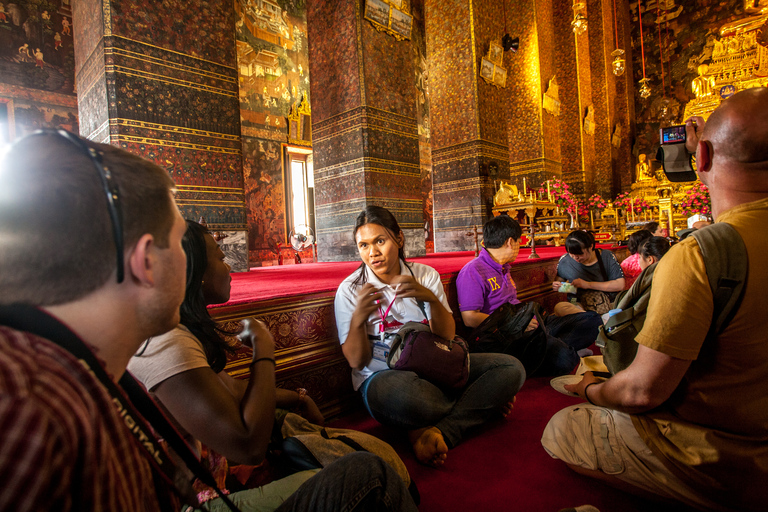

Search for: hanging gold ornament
xmin=638 ymin=78 xmax=652 ymax=98
xmin=611 ymin=49 xmax=626 ymax=76
xmin=571 ymin=2 xmax=588 ymax=35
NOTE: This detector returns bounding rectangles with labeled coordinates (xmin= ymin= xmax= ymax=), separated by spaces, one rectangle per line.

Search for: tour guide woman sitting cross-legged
xmin=334 ymin=205 xmax=525 ymax=467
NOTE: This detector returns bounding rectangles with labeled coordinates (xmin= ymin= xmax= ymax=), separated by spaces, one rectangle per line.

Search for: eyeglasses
xmin=32 ymin=130 xmax=125 ymax=282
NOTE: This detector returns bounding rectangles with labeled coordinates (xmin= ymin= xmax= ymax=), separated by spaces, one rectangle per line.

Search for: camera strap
xmin=657 ymin=144 xmax=697 ymax=182
xmin=0 ymin=305 xmax=241 ymax=512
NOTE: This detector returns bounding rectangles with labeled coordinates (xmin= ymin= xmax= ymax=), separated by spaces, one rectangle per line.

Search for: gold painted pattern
xmin=176 ymin=199 xmax=245 ymax=205
xmin=469 ymin=0 xmax=480 ymax=137
xmin=315 ymin=167 xmax=419 ymax=182
xmin=355 ymin=0 xmax=366 ymax=105
xmin=106 ymin=47 xmax=237 ymax=83
xmin=103 ymin=0 xmax=112 ymax=36
xmin=176 ymin=184 xmax=244 ymax=192
xmin=107 ymin=65 xmax=237 ymax=97
xmin=111 ymin=35 xmax=237 ymax=70
xmin=314 ymin=106 xmax=417 ymax=133
xmin=113 ymin=134 xmax=242 ymax=154
xmin=111 ymin=119 xmax=241 ymax=141
xmin=433 ymin=176 xmax=488 ymax=192
xmin=432 ymin=140 xmax=509 ymax=165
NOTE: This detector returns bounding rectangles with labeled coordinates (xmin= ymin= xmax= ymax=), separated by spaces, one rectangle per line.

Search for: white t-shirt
xmin=127 ymin=325 xmax=238 ymax=400
xmin=334 ymin=261 xmax=452 ymax=390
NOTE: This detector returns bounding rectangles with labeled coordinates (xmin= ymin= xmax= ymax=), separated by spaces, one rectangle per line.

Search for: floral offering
xmin=679 ymin=181 xmax=711 ymax=216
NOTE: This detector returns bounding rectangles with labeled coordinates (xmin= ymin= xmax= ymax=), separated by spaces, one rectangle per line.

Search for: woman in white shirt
xmin=334 ymin=206 xmax=525 ymax=467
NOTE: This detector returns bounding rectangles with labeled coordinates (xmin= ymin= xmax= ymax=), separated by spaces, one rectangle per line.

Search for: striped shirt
xmin=0 ymin=325 xmax=179 ymax=511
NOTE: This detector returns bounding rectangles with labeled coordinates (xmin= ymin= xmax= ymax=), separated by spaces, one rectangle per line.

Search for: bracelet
xmin=295 ymin=388 xmax=307 ymax=410
xmin=583 ymin=382 xmax=599 ymax=405
xmin=251 ymin=357 xmax=276 ymax=366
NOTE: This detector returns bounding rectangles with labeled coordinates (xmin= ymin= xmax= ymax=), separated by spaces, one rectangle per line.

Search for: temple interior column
xmin=307 ymin=0 xmax=423 ymax=261
xmin=506 ymin=0 xmax=564 ymax=193
xmin=426 ymin=0 xmax=511 ymax=252
xmin=72 ymin=0 xmax=248 ymax=270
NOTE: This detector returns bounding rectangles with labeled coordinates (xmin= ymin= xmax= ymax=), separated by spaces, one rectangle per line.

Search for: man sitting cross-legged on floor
xmin=541 ymin=87 xmax=768 ymax=512
xmin=456 ymin=214 xmax=580 ymax=375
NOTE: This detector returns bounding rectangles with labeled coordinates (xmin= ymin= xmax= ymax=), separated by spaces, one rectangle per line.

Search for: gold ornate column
xmin=426 ymin=0 xmax=511 ymax=251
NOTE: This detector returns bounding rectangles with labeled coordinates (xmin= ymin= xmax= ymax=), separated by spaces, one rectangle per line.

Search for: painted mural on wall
xmin=629 ymin=0 xmax=746 ymax=159
xmin=235 ymin=0 xmax=310 ymax=264
xmin=0 ymin=0 xmax=75 ymax=94
xmin=242 ymin=135 xmax=287 ymax=263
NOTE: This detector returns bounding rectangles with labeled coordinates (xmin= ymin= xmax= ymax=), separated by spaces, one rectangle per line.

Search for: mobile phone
xmin=660 ymin=125 xmax=686 ymax=145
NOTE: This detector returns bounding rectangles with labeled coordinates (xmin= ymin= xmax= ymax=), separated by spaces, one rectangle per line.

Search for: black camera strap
xmin=0 ymin=305 xmax=241 ymax=512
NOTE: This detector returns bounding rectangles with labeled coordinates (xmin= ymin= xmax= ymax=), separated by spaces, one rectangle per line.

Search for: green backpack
xmin=597 ymin=223 xmax=748 ymax=374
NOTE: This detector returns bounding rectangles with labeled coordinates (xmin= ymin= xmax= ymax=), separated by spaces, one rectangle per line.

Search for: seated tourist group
xmin=1 ymin=88 xmax=766 ymax=512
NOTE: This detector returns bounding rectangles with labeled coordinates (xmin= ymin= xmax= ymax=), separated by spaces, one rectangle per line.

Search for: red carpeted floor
xmin=329 ymin=375 xmax=695 ymax=512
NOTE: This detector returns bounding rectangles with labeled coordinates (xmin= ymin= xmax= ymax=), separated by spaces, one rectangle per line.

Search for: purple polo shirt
xmin=456 ymin=248 xmax=520 ymax=314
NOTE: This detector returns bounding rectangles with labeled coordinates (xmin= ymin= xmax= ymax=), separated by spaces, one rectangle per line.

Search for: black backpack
xmin=597 ymin=223 xmax=748 ymax=374
xmin=466 ymin=302 xmax=548 ymax=376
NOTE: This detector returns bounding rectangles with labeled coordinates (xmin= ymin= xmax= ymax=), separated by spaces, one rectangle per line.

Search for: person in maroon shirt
xmin=0 ymin=131 xmax=188 ymax=511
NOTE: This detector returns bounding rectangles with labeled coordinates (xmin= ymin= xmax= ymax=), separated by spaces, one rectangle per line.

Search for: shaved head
xmin=702 ymin=87 xmax=768 ymax=166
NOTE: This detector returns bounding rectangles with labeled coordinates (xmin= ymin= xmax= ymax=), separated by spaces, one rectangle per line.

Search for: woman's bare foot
xmin=501 ymin=395 xmax=517 ymax=418
xmin=408 ymin=426 xmax=448 ymax=467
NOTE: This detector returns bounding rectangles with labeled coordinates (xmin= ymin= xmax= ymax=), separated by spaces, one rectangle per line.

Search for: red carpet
xmin=225 ymin=246 xmax=584 ymax=305
xmin=330 ymin=375 xmax=697 ymax=512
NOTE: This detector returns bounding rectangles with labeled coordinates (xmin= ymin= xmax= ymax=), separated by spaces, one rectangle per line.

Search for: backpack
xmin=597 ymin=223 xmax=748 ymax=374
xmin=466 ymin=302 xmax=548 ymax=376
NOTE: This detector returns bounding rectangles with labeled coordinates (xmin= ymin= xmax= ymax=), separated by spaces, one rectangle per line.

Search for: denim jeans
xmin=199 ymin=452 xmax=417 ymax=512
xmin=545 ymin=311 xmax=602 ymax=351
xmin=360 ymin=353 xmax=525 ymax=448
xmin=275 ymin=452 xmax=417 ymax=512
xmin=533 ymin=334 xmax=580 ymax=377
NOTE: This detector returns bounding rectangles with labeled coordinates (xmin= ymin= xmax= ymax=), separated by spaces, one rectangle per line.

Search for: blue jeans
xmin=360 ymin=353 xmax=525 ymax=448
xmin=200 ymin=452 xmax=417 ymax=512
xmin=275 ymin=452 xmax=417 ymax=512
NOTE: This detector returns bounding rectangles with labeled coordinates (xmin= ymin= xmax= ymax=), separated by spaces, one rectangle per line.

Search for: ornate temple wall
xmin=234 ymin=1 xmax=311 ymax=266
xmin=307 ymin=0 xmax=424 ymax=262
xmin=628 ymin=0 xmax=747 ymax=162
xmin=71 ymin=0 xmax=249 ymax=271
xmin=4 ymin=0 xmax=761 ymax=267
xmin=0 ymin=1 xmax=78 ymax=140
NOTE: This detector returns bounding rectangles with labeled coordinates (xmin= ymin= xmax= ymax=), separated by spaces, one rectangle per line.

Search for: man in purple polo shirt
xmin=457 ymin=215 xmax=523 ymax=327
xmin=457 ymin=215 xmax=580 ymax=375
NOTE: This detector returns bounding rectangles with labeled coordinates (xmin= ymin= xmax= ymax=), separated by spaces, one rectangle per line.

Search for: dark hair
xmin=0 ymin=132 xmax=175 ymax=306
xmin=483 ymin=215 xmax=522 ymax=249
xmin=644 ymin=221 xmax=660 ymax=233
xmin=627 ymin=229 xmax=653 ymax=255
xmin=178 ymin=220 xmax=236 ymax=373
xmin=351 ymin=205 xmax=407 ymax=286
xmin=564 ymin=230 xmax=595 ymax=255
xmin=639 ymin=236 xmax=671 ymax=261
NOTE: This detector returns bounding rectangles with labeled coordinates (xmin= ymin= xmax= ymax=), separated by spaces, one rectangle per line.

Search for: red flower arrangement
xmin=613 ymin=192 xmax=632 ymax=210
xmin=539 ymin=177 xmax=576 ymax=213
xmin=612 ymin=192 xmax=648 ymax=215
xmin=679 ymin=181 xmax=711 ymax=216
xmin=587 ymin=194 xmax=607 ymax=210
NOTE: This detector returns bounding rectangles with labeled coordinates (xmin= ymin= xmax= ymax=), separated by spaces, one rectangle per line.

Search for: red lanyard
xmin=377 ymin=291 xmax=398 ymax=333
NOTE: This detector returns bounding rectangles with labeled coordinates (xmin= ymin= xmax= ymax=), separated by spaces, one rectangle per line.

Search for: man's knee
xmin=542 ymin=404 xmax=626 ymax=475
xmin=470 ymin=353 xmax=526 ymax=392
